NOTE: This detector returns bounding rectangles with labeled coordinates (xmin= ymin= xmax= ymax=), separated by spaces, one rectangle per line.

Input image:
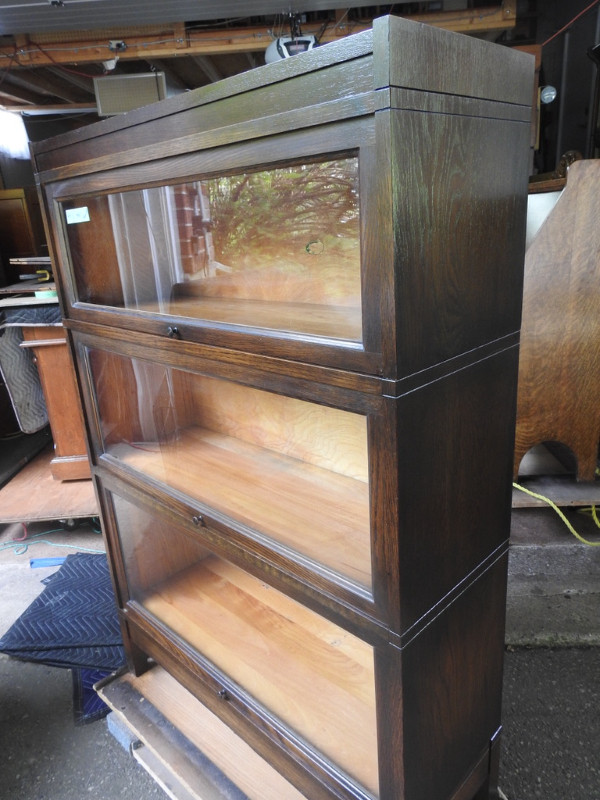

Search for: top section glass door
xmin=61 ymin=157 xmax=362 ymax=343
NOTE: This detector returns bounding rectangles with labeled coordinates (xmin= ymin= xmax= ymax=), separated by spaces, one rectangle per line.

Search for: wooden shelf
xmin=136 ymin=297 xmax=363 ymax=342
xmin=110 ymin=426 xmax=372 ymax=588
xmin=142 ymin=555 xmax=379 ymax=796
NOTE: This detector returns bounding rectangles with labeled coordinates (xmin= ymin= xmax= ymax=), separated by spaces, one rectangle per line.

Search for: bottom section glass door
xmin=111 ymin=492 xmax=380 ymax=798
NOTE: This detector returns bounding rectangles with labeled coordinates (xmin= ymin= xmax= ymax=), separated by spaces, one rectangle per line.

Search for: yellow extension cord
xmin=512 ymin=482 xmax=600 ymax=546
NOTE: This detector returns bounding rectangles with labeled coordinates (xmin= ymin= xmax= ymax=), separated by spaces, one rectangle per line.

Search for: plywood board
xmin=0 ymin=445 xmax=97 ymax=523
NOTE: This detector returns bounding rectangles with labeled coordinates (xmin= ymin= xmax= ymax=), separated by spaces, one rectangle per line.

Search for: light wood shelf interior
xmin=142 ymin=554 xmax=379 ymax=797
xmin=110 ymin=426 xmax=372 ymax=588
xmin=133 ymin=297 xmax=363 ymax=341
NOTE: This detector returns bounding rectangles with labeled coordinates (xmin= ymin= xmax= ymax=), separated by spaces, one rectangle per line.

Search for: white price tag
xmin=65 ymin=206 xmax=90 ymax=224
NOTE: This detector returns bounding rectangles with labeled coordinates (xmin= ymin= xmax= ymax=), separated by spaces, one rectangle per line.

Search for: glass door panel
xmin=62 ymin=157 xmax=362 ymax=342
xmin=112 ymin=493 xmax=379 ymax=798
xmin=90 ymin=349 xmax=372 ymax=591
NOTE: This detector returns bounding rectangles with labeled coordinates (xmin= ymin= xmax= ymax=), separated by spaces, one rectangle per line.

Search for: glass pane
xmin=62 ymin=158 xmax=361 ymax=342
xmin=112 ymin=494 xmax=379 ymax=798
xmin=90 ymin=349 xmax=371 ymax=591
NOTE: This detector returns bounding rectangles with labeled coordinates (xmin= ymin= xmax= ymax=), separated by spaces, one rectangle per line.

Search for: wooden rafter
xmin=0 ymin=2 xmax=517 ymax=69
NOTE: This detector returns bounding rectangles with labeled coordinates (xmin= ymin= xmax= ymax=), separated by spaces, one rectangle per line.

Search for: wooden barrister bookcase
xmin=32 ymin=16 xmax=534 ymax=800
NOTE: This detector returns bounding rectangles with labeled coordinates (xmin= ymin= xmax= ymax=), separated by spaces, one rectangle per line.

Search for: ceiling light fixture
xmin=265 ymin=13 xmax=318 ymax=64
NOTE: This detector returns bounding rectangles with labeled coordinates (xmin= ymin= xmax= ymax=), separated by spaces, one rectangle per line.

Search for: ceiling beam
xmin=0 ymin=68 xmax=86 ymax=102
xmin=191 ymin=55 xmax=223 ymax=84
xmin=145 ymin=59 xmax=190 ymax=90
xmin=0 ymin=3 xmax=516 ymax=69
xmin=0 ymin=86 xmax=37 ymax=105
xmin=45 ymin=65 xmax=95 ymax=95
xmin=7 ymin=103 xmax=99 ymax=114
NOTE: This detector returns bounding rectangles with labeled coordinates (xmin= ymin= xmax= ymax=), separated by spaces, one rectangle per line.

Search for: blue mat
xmin=0 ymin=553 xmax=126 ymax=724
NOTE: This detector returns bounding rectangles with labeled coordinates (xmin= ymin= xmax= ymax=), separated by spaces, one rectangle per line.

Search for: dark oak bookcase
xmin=32 ymin=16 xmax=534 ymax=800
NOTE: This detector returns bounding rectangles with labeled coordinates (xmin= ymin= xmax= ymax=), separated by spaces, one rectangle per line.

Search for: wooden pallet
xmin=98 ymin=666 xmax=307 ymax=800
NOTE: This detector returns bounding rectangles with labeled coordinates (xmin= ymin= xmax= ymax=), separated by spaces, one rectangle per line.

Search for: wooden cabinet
xmin=20 ymin=325 xmax=90 ymax=480
xmin=32 ymin=16 xmax=534 ymax=800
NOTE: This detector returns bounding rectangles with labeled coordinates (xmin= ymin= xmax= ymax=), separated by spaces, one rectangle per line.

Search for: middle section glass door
xmin=88 ymin=348 xmax=372 ymax=592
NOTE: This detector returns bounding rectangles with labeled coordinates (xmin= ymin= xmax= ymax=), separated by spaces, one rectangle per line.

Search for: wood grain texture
xmin=100 ymin=666 xmax=308 ymax=800
xmin=0 ymin=445 xmax=96 ymax=523
xmin=399 ymin=557 xmax=507 ymax=800
xmin=185 ymin=372 xmax=368 ymax=480
xmin=142 ymin=556 xmax=379 ymax=796
xmin=514 ymin=160 xmax=600 ymax=481
xmin=391 ymin=349 xmax=518 ymax=633
xmin=35 ymin=90 xmax=375 ymax=184
xmin=388 ymin=109 xmax=530 ymax=377
xmin=32 ymin=16 xmax=534 ymax=799
xmin=31 ymin=38 xmax=374 ymax=174
xmin=159 ymin=297 xmax=363 ymax=341
xmin=61 ymin=195 xmax=124 ymax=307
xmin=21 ymin=325 xmax=90 ymax=480
xmin=375 ymin=15 xmax=534 ymax=106
xmin=109 ymin=426 xmax=371 ymax=589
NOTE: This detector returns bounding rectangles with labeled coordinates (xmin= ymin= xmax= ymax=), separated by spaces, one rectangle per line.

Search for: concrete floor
xmin=0 ymin=510 xmax=599 ymax=800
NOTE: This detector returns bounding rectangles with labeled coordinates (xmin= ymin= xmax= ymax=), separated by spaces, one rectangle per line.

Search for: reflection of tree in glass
xmin=205 ymin=159 xmax=359 ymax=268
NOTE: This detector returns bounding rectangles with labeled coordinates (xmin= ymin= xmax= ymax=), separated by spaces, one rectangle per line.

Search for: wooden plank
xmin=141 ymin=556 xmax=379 ymax=795
xmin=99 ymin=666 xmax=308 ymax=800
xmin=0 ymin=296 xmax=58 ymax=307
xmin=514 ymin=160 xmax=600 ymax=481
xmin=0 ymin=445 xmax=97 ymax=523
xmin=0 ymin=5 xmax=516 ymax=69
xmin=149 ymin=297 xmax=363 ymax=343
xmin=0 ymin=280 xmax=55 ymax=296
xmin=110 ymin=425 xmax=371 ymax=588
xmin=131 ymin=747 xmax=201 ymax=800
xmin=512 ymin=476 xmax=600 ymax=508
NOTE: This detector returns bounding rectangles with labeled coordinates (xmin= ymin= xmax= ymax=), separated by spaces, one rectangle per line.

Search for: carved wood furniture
xmin=32 ymin=16 xmax=533 ymax=800
xmin=514 ymin=159 xmax=600 ymax=481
